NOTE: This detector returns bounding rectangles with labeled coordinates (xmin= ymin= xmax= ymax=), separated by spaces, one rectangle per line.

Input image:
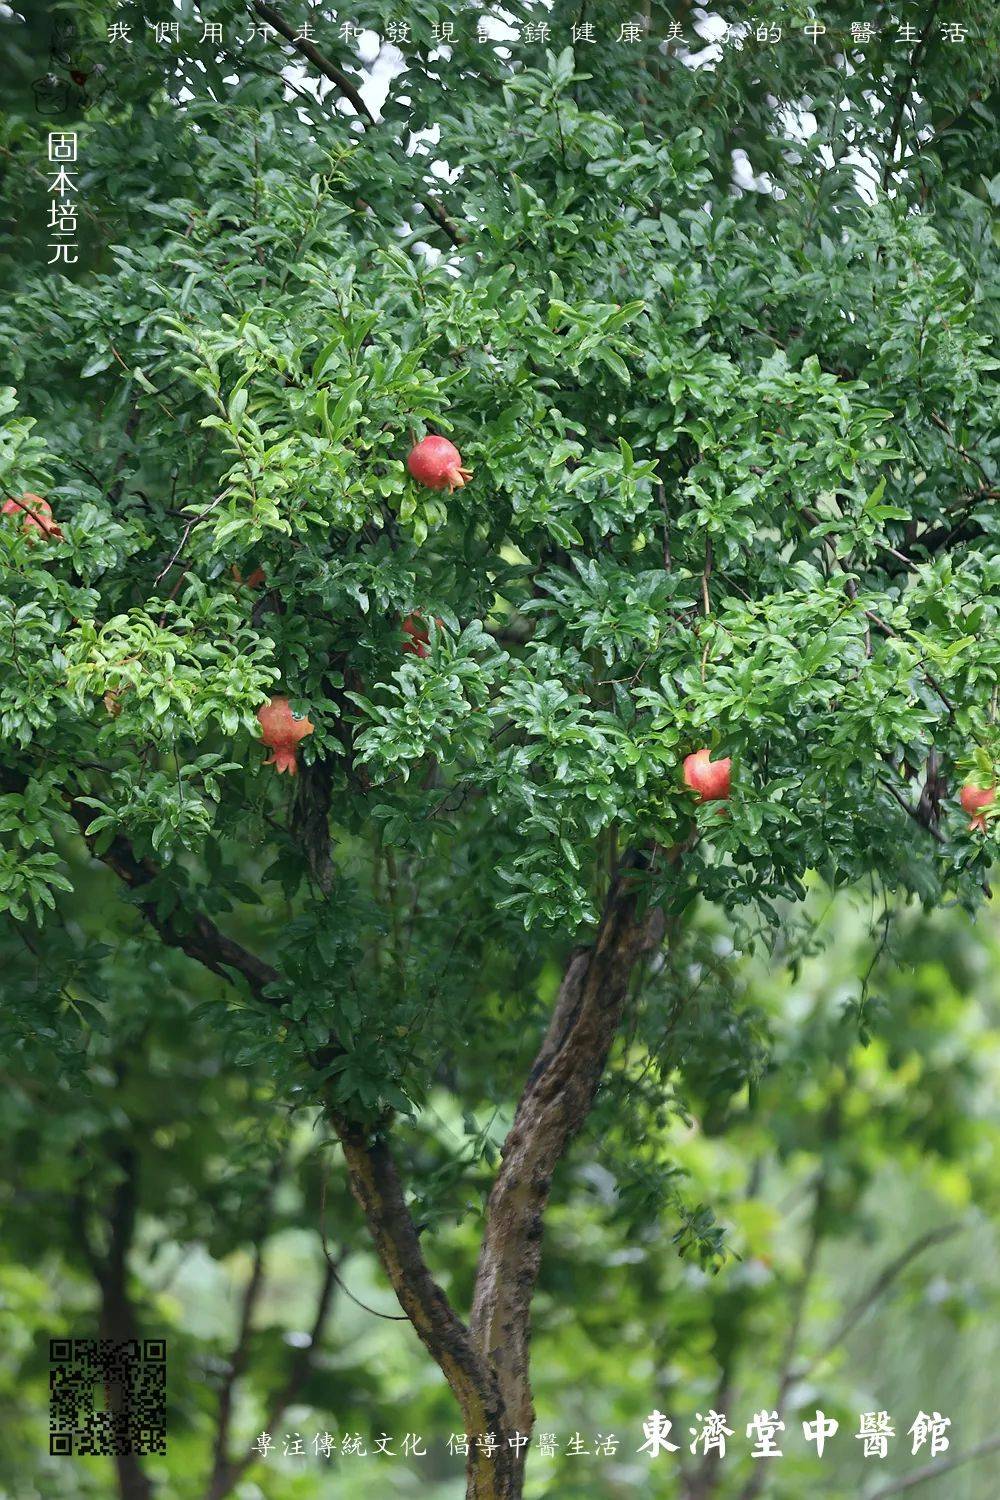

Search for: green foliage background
xmin=2 ymin=888 xmax=999 ymax=1499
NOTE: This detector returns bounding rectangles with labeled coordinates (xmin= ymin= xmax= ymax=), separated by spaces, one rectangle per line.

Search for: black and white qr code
xmin=49 ymin=1338 xmax=167 ymax=1456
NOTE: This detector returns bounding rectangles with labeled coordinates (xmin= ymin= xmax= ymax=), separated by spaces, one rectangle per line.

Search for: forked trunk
xmin=465 ymin=1437 xmax=526 ymax=1499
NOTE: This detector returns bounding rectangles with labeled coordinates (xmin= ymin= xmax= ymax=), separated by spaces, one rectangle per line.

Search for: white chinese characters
xmin=46 ymin=132 xmax=79 ymax=266
xmin=244 ymin=1408 xmax=952 ymax=1466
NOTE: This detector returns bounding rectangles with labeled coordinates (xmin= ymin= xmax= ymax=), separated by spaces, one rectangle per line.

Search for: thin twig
xmin=250 ymin=1 xmax=464 ymax=246
xmin=865 ymin=1431 xmax=1000 ymax=1498
xmin=319 ymin=1152 xmax=408 ymax=1321
xmin=252 ymin=0 xmax=375 ymax=122
xmin=877 ymin=776 xmax=947 ymax=845
xmin=805 ymin=1222 xmax=962 ymax=1375
xmin=108 ymin=343 xmax=175 ymax=419
xmin=154 ymin=494 xmax=225 ymax=586
xmin=210 ymin=1152 xmax=285 ymax=1487
xmin=211 ymin=1246 xmax=342 ymax=1500
xmin=882 ymin=3 xmax=942 ymax=190
xmin=928 ymin=410 xmax=993 ymax=486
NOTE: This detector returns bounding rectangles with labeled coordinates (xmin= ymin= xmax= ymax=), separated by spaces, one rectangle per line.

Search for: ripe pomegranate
xmin=2 ymin=492 xmax=63 ymax=540
xmin=257 ymin=695 xmax=314 ymax=776
xmin=960 ymin=782 xmax=994 ymax=832
xmin=232 ymin=563 xmax=266 ymax=589
xmin=401 ymin=614 xmax=446 ymax=658
xmin=406 ymin=435 xmax=472 ymax=492
xmin=402 ymin=614 xmax=430 ymax=658
xmin=683 ymin=748 xmax=731 ymax=803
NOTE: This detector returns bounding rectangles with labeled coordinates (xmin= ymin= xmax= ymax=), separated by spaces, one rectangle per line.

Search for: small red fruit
xmin=402 ymin=614 xmax=430 ymax=658
xmin=960 ymin=782 xmax=994 ymax=832
xmin=232 ymin=564 xmax=266 ymax=589
xmin=2 ymin=492 xmax=63 ymax=540
xmin=406 ymin=435 xmax=472 ymax=492
xmin=683 ymin=748 xmax=732 ymax=803
xmin=401 ymin=614 xmax=445 ymax=658
xmin=257 ymin=695 xmax=315 ymax=776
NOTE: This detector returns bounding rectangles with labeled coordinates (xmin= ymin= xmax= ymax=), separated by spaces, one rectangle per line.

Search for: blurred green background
xmin=2 ymin=880 xmax=998 ymax=1500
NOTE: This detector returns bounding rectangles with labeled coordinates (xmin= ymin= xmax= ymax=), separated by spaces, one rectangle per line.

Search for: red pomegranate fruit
xmin=232 ymin=564 xmax=265 ymax=588
xmin=406 ymin=435 xmax=472 ymax=492
xmin=2 ymin=493 xmax=63 ymax=540
xmin=401 ymin=614 xmax=446 ymax=658
xmin=960 ymin=782 xmax=994 ymax=832
xmin=683 ymin=748 xmax=732 ymax=803
xmin=257 ymin=695 xmax=315 ymax=776
xmin=402 ymin=615 xmax=430 ymax=658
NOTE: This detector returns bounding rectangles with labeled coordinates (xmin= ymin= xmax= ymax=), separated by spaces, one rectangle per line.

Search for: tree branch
xmin=865 ymin=1431 xmax=1000 ymax=1498
xmin=66 ymin=793 xmax=468 ymax=1457
xmin=259 ymin=1253 xmax=340 ymax=1434
xmin=207 ymin=1247 xmax=341 ymax=1500
xmin=13 ymin=762 xmax=661 ymax=1499
xmin=468 ymin=849 xmax=664 ymax=1468
xmin=100 ymin=1138 xmax=154 ymax=1500
xmin=804 ymin=1221 xmax=962 ymax=1375
xmin=882 ymin=3 xmax=943 ymax=190
xmin=69 ymin=1177 xmax=104 ymax=1281
xmin=793 ymin=507 xmax=956 ymax=720
xmin=251 ymin=0 xmax=375 ymax=123
xmin=292 ymin=757 xmax=335 ymax=895
xmin=877 ymin=776 xmax=947 ymax=846
xmin=332 ymin=1116 xmax=507 ymax=1442
xmin=249 ymin=1 xmax=464 ymax=247
xmin=681 ymin=1159 xmax=765 ymax=1500
xmin=0 ymin=760 xmax=300 ymax=1016
xmin=736 ymin=1169 xmax=829 ymax=1500
xmin=5 ymin=766 xmax=499 ymax=1462
xmin=68 ymin=795 xmax=283 ymax=1001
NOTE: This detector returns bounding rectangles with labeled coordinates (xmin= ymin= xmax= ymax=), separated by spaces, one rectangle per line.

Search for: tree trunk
xmin=467 ymin=851 xmax=663 ymax=1459
xmin=100 ymin=1143 xmax=154 ymax=1500
xmin=465 ymin=1436 xmax=525 ymax=1498
xmin=339 ymin=851 xmax=663 ymax=1500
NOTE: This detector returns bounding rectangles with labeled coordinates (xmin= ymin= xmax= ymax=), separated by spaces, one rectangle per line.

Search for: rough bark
xmin=466 ymin=849 xmax=664 ymax=1491
xmin=292 ymin=757 xmax=335 ymax=894
xmin=333 ymin=1123 xmax=509 ymax=1448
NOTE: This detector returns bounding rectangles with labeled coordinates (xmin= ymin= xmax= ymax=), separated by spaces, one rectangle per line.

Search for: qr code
xmin=49 ymin=1338 xmax=167 ymax=1456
